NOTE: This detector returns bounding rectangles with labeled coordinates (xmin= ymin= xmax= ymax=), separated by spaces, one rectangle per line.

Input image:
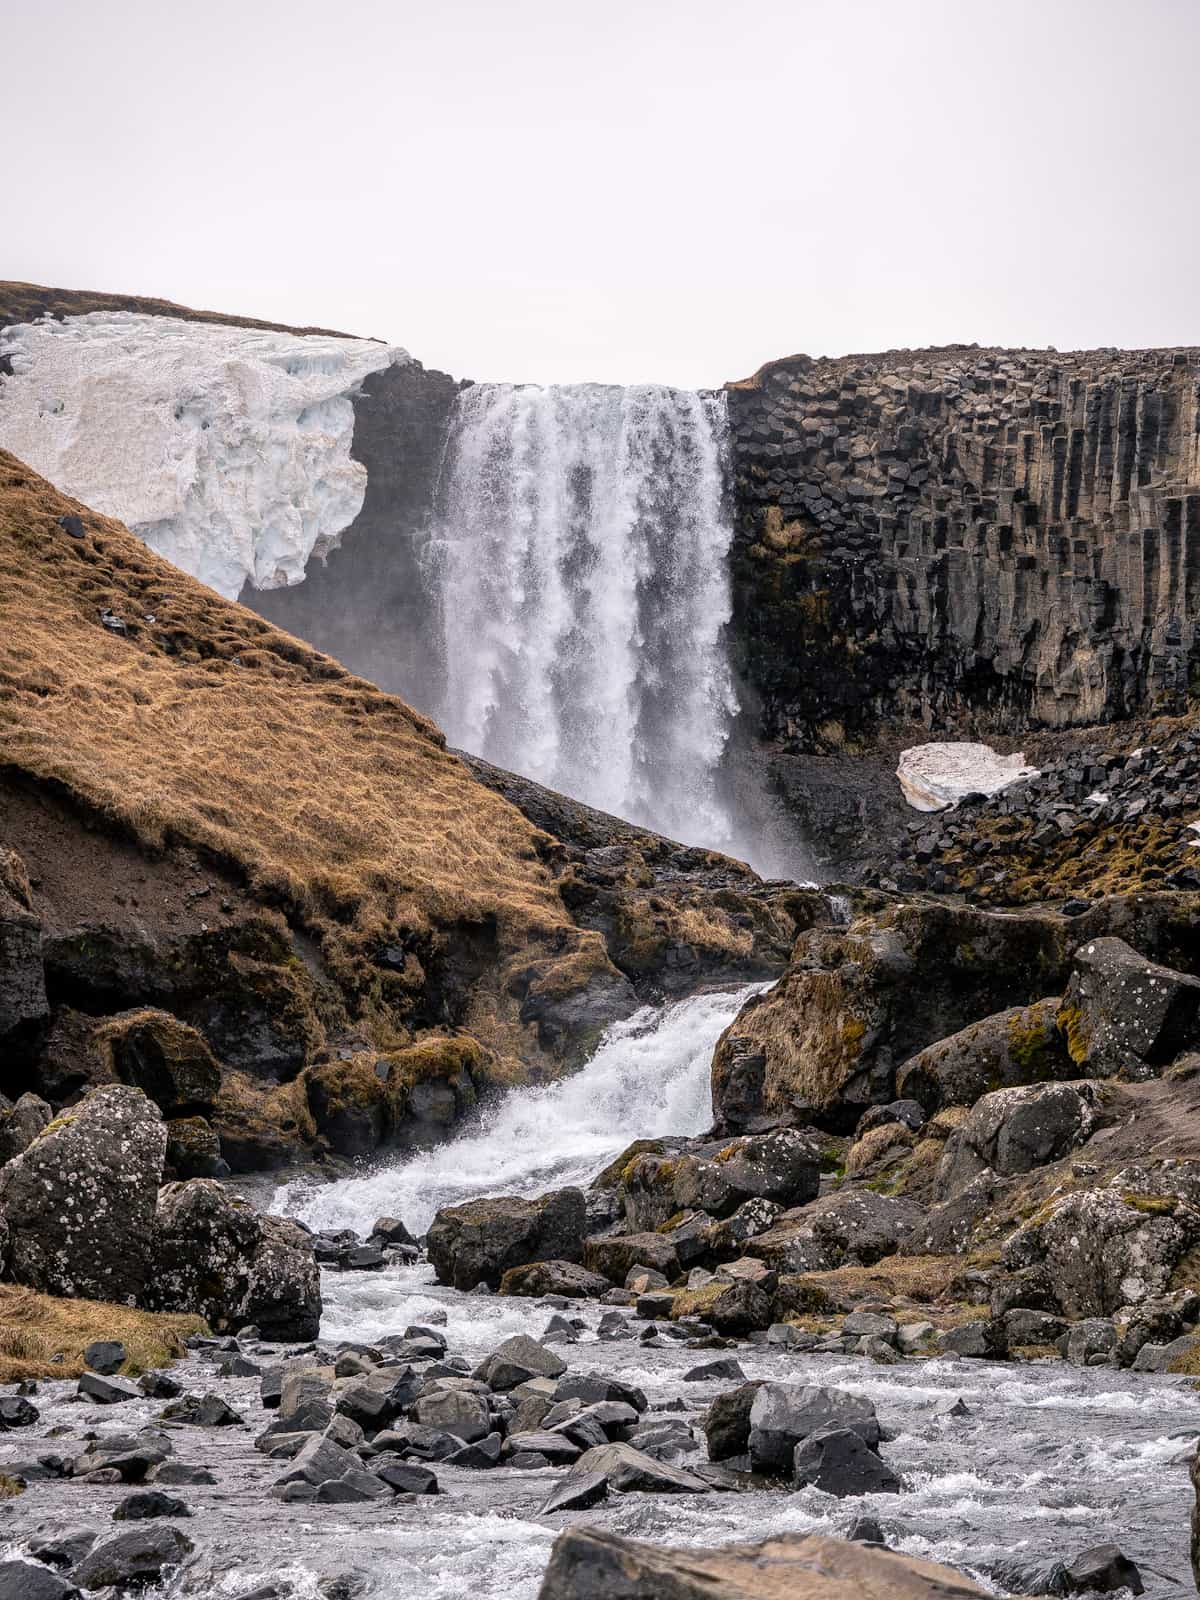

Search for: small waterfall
xmin=275 ymin=985 xmax=763 ymax=1238
xmin=429 ymin=382 xmax=741 ymax=851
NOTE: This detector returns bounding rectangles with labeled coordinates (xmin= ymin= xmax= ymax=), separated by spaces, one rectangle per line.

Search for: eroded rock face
xmin=92 ymin=1008 xmax=222 ymax=1115
xmin=1061 ymin=937 xmax=1200 ymax=1077
xmin=937 ymin=1081 xmax=1101 ymax=1198
xmin=0 ymin=848 xmax=46 ymax=1044
xmin=0 ymin=1084 xmax=165 ymax=1301
xmin=146 ymin=1179 xmax=320 ymax=1340
xmin=728 ymin=346 xmax=1200 ymax=750
xmin=712 ymin=901 xmax=1074 ymax=1125
xmin=537 ymin=1527 xmax=990 ymax=1600
xmin=427 ymin=1188 xmax=586 ymax=1291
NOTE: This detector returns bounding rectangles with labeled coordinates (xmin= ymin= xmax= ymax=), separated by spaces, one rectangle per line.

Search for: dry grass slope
xmin=0 ymin=1283 xmax=206 ymax=1381
xmin=0 ymin=450 xmax=584 ymax=1020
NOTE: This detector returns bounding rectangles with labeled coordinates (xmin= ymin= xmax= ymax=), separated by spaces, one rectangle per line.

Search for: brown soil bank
xmin=0 ymin=452 xmax=812 ymax=1172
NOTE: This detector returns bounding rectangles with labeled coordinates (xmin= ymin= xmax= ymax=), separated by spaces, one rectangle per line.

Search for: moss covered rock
xmin=895 ymin=999 xmax=1074 ymax=1114
xmin=92 ymin=1009 xmax=221 ymax=1116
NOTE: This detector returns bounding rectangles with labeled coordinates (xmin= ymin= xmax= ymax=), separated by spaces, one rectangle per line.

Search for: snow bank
xmin=0 ymin=311 xmax=407 ymax=597
xmin=897 ymin=741 xmax=1039 ymax=811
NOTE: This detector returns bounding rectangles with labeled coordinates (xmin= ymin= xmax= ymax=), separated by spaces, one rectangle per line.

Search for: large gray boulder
xmin=0 ymin=1084 xmax=165 ymax=1301
xmin=1005 ymin=1181 xmax=1200 ymax=1316
xmin=427 ymin=1188 xmax=586 ymax=1290
xmin=535 ymin=1528 xmax=990 ymax=1600
xmin=145 ymin=1179 xmax=320 ymax=1340
xmin=1061 ymin=937 xmax=1200 ymax=1077
xmin=748 ymin=1189 xmax=922 ymax=1272
xmin=792 ymin=1426 xmax=901 ymax=1495
xmin=896 ymin=999 xmax=1074 ymax=1113
xmin=619 ymin=1130 xmax=821 ymax=1233
xmin=937 ymin=1081 xmax=1100 ymax=1198
xmin=747 ymin=1383 xmax=881 ymax=1475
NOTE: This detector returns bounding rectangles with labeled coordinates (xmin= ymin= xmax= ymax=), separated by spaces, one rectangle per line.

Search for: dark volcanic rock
xmin=427 ymin=1188 xmax=586 ymax=1291
xmin=1062 ymin=937 xmax=1200 ymax=1077
xmin=792 ymin=1426 xmax=901 ymax=1495
xmin=71 ymin=1524 xmax=194 ymax=1589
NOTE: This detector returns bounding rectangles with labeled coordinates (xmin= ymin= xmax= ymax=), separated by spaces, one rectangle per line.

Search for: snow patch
xmin=0 ymin=310 xmax=407 ymax=597
xmin=897 ymin=742 xmax=1039 ymax=811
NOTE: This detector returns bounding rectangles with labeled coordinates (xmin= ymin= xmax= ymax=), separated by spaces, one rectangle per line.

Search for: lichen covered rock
xmin=896 ymin=999 xmax=1074 ymax=1114
xmin=0 ymin=1085 xmax=165 ymax=1302
xmin=427 ymin=1187 xmax=586 ymax=1291
xmin=937 ymin=1081 xmax=1101 ymax=1198
xmin=1060 ymin=937 xmax=1200 ymax=1078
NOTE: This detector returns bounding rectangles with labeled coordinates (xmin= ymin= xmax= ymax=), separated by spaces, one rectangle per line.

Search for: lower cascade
xmin=277 ymin=986 xmax=759 ymax=1237
xmin=431 ymin=382 xmax=742 ymax=852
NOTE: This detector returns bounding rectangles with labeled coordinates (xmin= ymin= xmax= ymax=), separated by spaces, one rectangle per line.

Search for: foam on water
xmin=276 ymin=984 xmax=763 ymax=1238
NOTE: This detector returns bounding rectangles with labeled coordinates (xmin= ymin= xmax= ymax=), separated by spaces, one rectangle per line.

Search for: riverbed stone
xmin=475 ymin=1334 xmax=566 ymax=1389
xmin=792 ymin=1426 xmax=901 ymax=1495
xmin=499 ymin=1260 xmax=611 ymax=1299
xmin=71 ymin=1525 xmax=194 ymax=1589
xmin=571 ymin=1441 xmax=709 ymax=1493
xmin=748 ymin=1383 xmax=881 ymax=1475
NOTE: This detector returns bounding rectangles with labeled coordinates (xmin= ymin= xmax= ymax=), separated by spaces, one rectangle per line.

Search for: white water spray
xmin=276 ymin=985 xmax=762 ymax=1237
xmin=430 ymin=382 xmax=741 ymax=851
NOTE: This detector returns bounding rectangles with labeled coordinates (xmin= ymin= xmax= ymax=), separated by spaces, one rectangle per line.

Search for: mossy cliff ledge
xmin=0 ymin=450 xmax=807 ymax=1175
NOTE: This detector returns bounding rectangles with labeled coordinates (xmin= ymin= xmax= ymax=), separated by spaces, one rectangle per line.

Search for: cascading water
xmin=276 ymin=984 xmax=761 ymax=1239
xmin=429 ymin=382 xmax=742 ymax=852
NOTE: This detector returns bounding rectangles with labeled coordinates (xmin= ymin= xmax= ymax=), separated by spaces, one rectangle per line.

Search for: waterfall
xmin=275 ymin=985 xmax=763 ymax=1238
xmin=429 ymin=382 xmax=741 ymax=851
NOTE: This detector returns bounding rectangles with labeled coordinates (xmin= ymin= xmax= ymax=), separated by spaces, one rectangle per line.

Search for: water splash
xmin=430 ymin=382 xmax=741 ymax=850
xmin=275 ymin=984 xmax=762 ymax=1237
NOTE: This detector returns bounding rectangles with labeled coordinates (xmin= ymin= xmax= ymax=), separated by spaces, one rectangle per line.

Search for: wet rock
xmin=146 ymin=1180 xmax=320 ymax=1340
xmin=671 ymin=1278 xmax=773 ymax=1335
xmin=315 ymin=1469 xmax=392 ymax=1503
xmin=411 ymin=1387 xmax=492 ymax=1442
xmin=539 ymin=1471 xmax=609 ymax=1515
xmin=150 ymin=1462 xmax=216 ymax=1485
xmin=702 ymin=1381 xmax=763 ymax=1461
xmin=71 ymin=1524 xmax=194 ymax=1589
xmin=535 ymin=1527 xmax=991 ymax=1599
xmin=371 ymin=1458 xmax=438 ymax=1493
xmin=444 ymin=1431 xmax=502 ymax=1467
xmin=27 ymin=1533 xmax=96 ymax=1569
xmin=847 ymin=1514 xmax=886 ymax=1543
xmin=428 ymin=1188 xmax=586 ymax=1290
xmin=113 ymin=1489 xmax=192 ymax=1519
xmin=335 ymin=1370 xmax=420 ymax=1431
xmin=897 ymin=999 xmax=1074 ymax=1113
xmin=1063 ymin=938 xmax=1200 ymax=1077
xmin=683 ymin=1357 xmax=745 ymax=1382
xmin=275 ymin=1435 xmax=360 ymax=1487
xmin=499 ymin=1260 xmax=611 ymax=1299
xmin=749 ymin=1383 xmax=881 ymax=1475
xmin=0 ymin=1394 xmax=38 ymax=1427
xmin=554 ymin=1374 xmax=647 ymax=1412
xmin=370 ymin=1215 xmax=415 ymax=1246
xmin=0 ymin=1084 xmax=165 ymax=1302
xmin=1060 ymin=1543 xmax=1144 ymax=1595
xmin=938 ymin=1081 xmax=1100 ymax=1198
xmin=475 ymin=1334 xmax=566 ymax=1390
xmin=502 ymin=1429 xmax=583 ymax=1464
xmin=792 ymin=1426 xmax=901 ymax=1495
xmin=0 ymin=1564 xmax=77 ymax=1600
xmin=626 ymin=1419 xmax=696 ymax=1461
xmin=571 ymin=1441 xmax=709 ymax=1494
xmin=78 ymin=1372 xmax=140 ymax=1405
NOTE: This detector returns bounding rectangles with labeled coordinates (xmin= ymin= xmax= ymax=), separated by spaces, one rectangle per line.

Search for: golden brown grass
xmin=0 ymin=1283 xmax=207 ymax=1382
xmin=0 ymin=280 xmax=360 ymax=339
xmin=0 ymin=452 xmax=590 ymax=1032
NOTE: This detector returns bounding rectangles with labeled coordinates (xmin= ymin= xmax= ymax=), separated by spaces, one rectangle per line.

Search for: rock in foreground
xmin=536 ymin=1527 xmax=989 ymax=1599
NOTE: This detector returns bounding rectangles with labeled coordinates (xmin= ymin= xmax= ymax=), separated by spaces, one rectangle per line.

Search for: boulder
xmin=83 ymin=1340 xmax=127 ymax=1376
xmin=539 ymin=1471 xmax=609 ymax=1515
xmin=1060 ymin=1544 xmax=1144 ymax=1596
xmin=896 ymin=999 xmax=1074 ymax=1114
xmin=144 ymin=1180 xmax=320 ymax=1340
xmin=535 ymin=1528 xmax=991 ymax=1600
xmin=0 ymin=1093 xmax=52 ymax=1164
xmin=411 ymin=1388 xmax=492 ymax=1442
xmin=669 ymin=1279 xmax=773 ymax=1335
xmin=0 ymin=1562 xmax=75 ymax=1600
xmin=92 ymin=1009 xmax=221 ymax=1115
xmin=792 ymin=1426 xmax=901 ymax=1495
xmin=70 ymin=1525 xmax=194 ymax=1589
xmin=164 ymin=1116 xmax=227 ymax=1180
xmin=748 ymin=1384 xmax=881 ymax=1475
xmin=499 ymin=1260 xmax=611 ymax=1299
xmin=1006 ymin=1183 xmax=1200 ymax=1315
xmin=748 ymin=1189 xmax=922 ymax=1272
xmin=427 ymin=1188 xmax=586 ymax=1290
xmin=937 ymin=1081 xmax=1100 ymax=1198
xmin=570 ymin=1442 xmax=709 ymax=1494
xmin=475 ymin=1335 xmax=566 ymax=1390
xmin=0 ymin=1084 xmax=165 ymax=1301
xmin=621 ymin=1131 xmax=822 ymax=1232
xmin=583 ymin=1233 xmax=680 ymax=1284
xmin=712 ymin=903 xmax=1075 ymax=1126
xmin=1061 ymin=937 xmax=1200 ymax=1077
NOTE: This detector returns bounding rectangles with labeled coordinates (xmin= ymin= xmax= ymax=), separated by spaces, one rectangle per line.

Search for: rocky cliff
xmin=727 ymin=344 xmax=1200 ymax=750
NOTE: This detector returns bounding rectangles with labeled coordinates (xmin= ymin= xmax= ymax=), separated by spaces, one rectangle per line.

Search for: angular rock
xmin=0 ymin=1084 xmax=165 ymax=1301
xmin=373 ymin=1458 xmax=438 ymax=1494
xmin=71 ymin=1525 xmax=194 ymax=1589
xmin=410 ymin=1387 xmax=491 ymax=1442
xmin=1061 ymin=1543 xmax=1144 ymax=1595
xmin=113 ymin=1489 xmax=192 ymax=1519
xmin=938 ymin=1081 xmax=1100 ymax=1198
xmin=427 ymin=1188 xmax=586 ymax=1291
xmin=0 ymin=1563 xmax=76 ymax=1600
xmin=582 ymin=1233 xmax=680 ymax=1284
xmin=78 ymin=1372 xmax=140 ymax=1405
xmin=702 ymin=1381 xmax=763 ymax=1461
xmin=475 ymin=1334 xmax=566 ymax=1390
xmin=275 ymin=1435 xmax=359 ymax=1487
xmin=1062 ymin=938 xmax=1200 ymax=1077
xmin=539 ymin=1471 xmax=609 ymax=1515
xmin=83 ymin=1340 xmax=127 ymax=1377
xmin=535 ymin=1527 xmax=991 ymax=1599
xmin=792 ymin=1426 xmax=901 ymax=1495
xmin=897 ymin=999 xmax=1074 ymax=1113
xmin=145 ymin=1179 xmax=320 ymax=1340
xmin=499 ymin=1260 xmax=611 ymax=1299
xmin=571 ymin=1441 xmax=709 ymax=1494
xmin=748 ymin=1383 xmax=881 ymax=1475
xmin=941 ymin=1320 xmax=1007 ymax=1360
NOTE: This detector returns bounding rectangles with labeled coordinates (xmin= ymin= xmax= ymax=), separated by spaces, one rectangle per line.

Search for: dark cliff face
xmin=726 ymin=345 xmax=1200 ymax=752
xmin=242 ymin=359 xmax=462 ymax=717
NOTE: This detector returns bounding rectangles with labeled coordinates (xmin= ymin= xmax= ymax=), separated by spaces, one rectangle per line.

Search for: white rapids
xmin=276 ymin=984 xmax=762 ymax=1239
xmin=430 ymin=381 xmax=743 ymax=852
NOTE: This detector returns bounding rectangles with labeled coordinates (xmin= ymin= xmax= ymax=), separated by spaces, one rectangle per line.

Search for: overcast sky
xmin=6 ymin=0 xmax=1198 ymax=386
